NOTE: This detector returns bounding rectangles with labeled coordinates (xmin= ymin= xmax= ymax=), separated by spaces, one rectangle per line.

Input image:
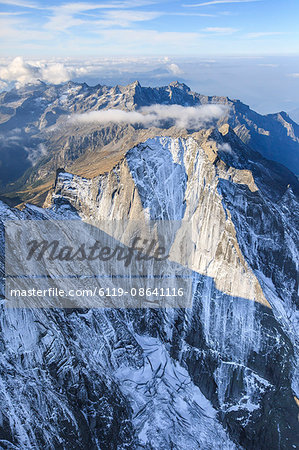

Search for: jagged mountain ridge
xmin=0 ymin=80 xmax=298 ymax=207
xmin=0 ymin=79 xmax=298 ymax=448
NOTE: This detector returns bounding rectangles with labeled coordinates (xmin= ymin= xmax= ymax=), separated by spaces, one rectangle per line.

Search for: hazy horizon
xmin=1 ymin=0 xmax=299 ymax=116
xmin=1 ymin=54 xmax=299 ymax=117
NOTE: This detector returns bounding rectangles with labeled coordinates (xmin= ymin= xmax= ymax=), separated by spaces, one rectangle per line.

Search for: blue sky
xmin=0 ymin=0 xmax=299 ymax=115
xmin=0 ymin=0 xmax=299 ymax=57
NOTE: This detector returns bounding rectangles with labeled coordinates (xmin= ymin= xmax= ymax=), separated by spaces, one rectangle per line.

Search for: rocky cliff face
xmin=0 ymin=80 xmax=298 ymax=449
xmin=0 ymin=122 xmax=297 ymax=448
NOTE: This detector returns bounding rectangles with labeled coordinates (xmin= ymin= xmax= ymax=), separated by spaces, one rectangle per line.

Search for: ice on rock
xmin=0 ymin=131 xmax=298 ymax=448
xmin=115 ymin=334 xmax=237 ymax=449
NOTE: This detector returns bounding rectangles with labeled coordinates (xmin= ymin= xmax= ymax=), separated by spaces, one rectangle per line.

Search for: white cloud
xmin=183 ymin=0 xmax=260 ymax=6
xmin=258 ymin=63 xmax=279 ymax=68
xmin=44 ymin=13 xmax=85 ymax=32
xmin=0 ymin=57 xmax=87 ymax=86
xmin=0 ymin=57 xmax=40 ymax=85
xmin=0 ymin=16 xmax=53 ymax=41
xmin=245 ymin=32 xmax=285 ymax=39
xmin=94 ymin=29 xmax=202 ymax=53
xmin=0 ymin=129 xmax=23 ymax=150
xmin=40 ymin=63 xmax=85 ymax=84
xmin=44 ymin=2 xmax=158 ymax=32
xmin=218 ymin=143 xmax=232 ymax=153
xmin=0 ymin=11 xmax=28 ymax=15
xmin=27 ymin=142 xmax=48 ymax=164
xmin=0 ymin=0 xmax=39 ymax=8
xmin=167 ymin=63 xmax=184 ymax=75
xmin=70 ymin=104 xmax=228 ymax=129
xmin=202 ymin=27 xmax=238 ymax=34
xmin=171 ymin=12 xmax=216 ymax=17
xmin=288 ymin=73 xmax=299 ymax=78
xmin=95 ymin=10 xmax=162 ymax=28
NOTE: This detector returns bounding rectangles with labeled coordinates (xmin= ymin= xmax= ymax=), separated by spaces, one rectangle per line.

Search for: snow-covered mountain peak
xmin=0 ymin=80 xmax=298 ymax=448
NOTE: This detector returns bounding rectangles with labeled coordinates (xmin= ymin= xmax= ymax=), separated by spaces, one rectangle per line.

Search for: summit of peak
xmin=278 ymin=111 xmax=293 ymax=121
xmin=168 ymin=81 xmax=191 ymax=91
xmin=129 ymin=80 xmax=141 ymax=88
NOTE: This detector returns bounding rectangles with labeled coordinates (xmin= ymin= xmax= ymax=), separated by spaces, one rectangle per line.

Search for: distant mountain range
xmin=0 ymin=80 xmax=298 ymax=206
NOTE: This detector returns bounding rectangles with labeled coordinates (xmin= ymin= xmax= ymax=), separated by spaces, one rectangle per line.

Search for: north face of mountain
xmin=0 ymin=117 xmax=297 ymax=448
xmin=49 ymin=127 xmax=299 ymax=449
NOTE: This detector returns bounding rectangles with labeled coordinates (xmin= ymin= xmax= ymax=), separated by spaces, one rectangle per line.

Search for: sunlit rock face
xmin=0 ymin=124 xmax=298 ymax=448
